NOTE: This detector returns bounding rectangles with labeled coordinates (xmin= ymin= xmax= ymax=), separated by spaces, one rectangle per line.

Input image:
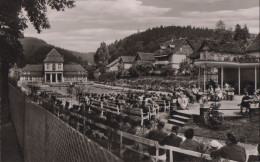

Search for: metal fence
xmin=8 ymin=84 xmax=122 ymax=162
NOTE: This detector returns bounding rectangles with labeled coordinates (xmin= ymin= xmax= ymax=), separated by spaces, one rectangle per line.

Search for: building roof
xmin=246 ymin=34 xmax=260 ymax=53
xmin=121 ymin=56 xmax=135 ymax=63
xmin=136 ymin=52 xmax=155 ymax=62
xmin=20 ymin=65 xmax=43 ymax=76
xmin=44 ymin=48 xmax=64 ymax=63
xmin=155 ymin=38 xmax=194 ymax=57
xmin=189 ymin=40 xmax=245 ymax=59
xmin=63 ymin=64 xmax=87 ymax=76
xmin=106 ymin=58 xmax=120 ymax=68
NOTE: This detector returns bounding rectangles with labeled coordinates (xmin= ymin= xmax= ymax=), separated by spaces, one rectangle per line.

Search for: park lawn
xmin=180 ymin=113 xmax=260 ymax=144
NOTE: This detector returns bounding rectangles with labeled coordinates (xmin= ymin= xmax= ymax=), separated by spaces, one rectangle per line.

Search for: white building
xmin=154 ymin=38 xmax=194 ymax=69
xmin=19 ymin=48 xmax=88 ymax=83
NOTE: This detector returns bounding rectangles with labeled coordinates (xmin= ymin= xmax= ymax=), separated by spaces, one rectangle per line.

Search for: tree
xmin=242 ymin=24 xmax=250 ymax=42
xmin=215 ymin=20 xmax=232 ymax=41
xmin=0 ymin=0 xmax=75 ymax=124
xmin=94 ymin=42 xmax=110 ymax=69
xmin=178 ymin=60 xmax=191 ymax=74
xmin=215 ymin=20 xmax=226 ymax=31
xmin=234 ymin=24 xmax=249 ymax=47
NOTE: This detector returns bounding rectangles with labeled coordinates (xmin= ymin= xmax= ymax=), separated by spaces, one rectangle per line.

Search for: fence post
xmin=119 ymin=131 xmax=123 ymax=158
xmin=100 ymin=102 xmax=104 ymax=117
xmin=169 ymin=148 xmax=173 ymax=162
xmin=83 ymin=117 xmax=86 ymax=135
xmin=155 ymin=142 xmax=159 ymax=162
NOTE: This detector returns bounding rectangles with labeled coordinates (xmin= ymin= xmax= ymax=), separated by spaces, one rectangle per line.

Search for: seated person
xmin=177 ymin=93 xmax=189 ymax=110
xmin=161 ymin=126 xmax=183 ymax=162
xmin=180 ymin=128 xmax=205 ymax=153
xmin=192 ymin=85 xmax=202 ymax=101
xmin=205 ymin=140 xmax=223 ymax=155
xmin=146 ymin=121 xmax=168 ymax=157
xmin=248 ymin=143 xmax=260 ymax=162
xmin=215 ymin=85 xmax=223 ymax=100
xmin=210 ymin=133 xmax=246 ymax=162
xmin=239 ymin=92 xmax=252 ymax=113
xmin=252 ymin=91 xmax=260 ymax=103
xmin=120 ymin=117 xmax=131 ymax=132
xmin=185 ymin=86 xmax=196 ymax=103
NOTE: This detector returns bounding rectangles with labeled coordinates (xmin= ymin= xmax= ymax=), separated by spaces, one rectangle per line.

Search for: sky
xmin=24 ymin=0 xmax=259 ymax=53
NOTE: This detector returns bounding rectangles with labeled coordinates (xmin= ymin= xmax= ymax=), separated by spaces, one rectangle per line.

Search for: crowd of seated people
xmin=36 ymin=89 xmax=260 ymax=162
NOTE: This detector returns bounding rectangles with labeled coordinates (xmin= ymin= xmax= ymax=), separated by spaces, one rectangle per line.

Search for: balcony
xmin=154 ymin=60 xmax=169 ymax=65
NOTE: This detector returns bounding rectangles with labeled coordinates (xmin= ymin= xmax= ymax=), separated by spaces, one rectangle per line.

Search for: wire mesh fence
xmin=9 ymin=84 xmax=122 ymax=162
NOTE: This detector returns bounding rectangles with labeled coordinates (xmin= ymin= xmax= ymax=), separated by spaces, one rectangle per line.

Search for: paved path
xmin=1 ymin=122 xmax=23 ymax=162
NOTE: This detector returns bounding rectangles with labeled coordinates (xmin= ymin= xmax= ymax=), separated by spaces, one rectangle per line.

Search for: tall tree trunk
xmin=0 ymin=62 xmax=11 ymax=124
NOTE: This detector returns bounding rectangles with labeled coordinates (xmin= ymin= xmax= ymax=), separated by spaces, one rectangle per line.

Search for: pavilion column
xmin=198 ymin=66 xmax=201 ymax=88
xmin=255 ymin=66 xmax=257 ymax=91
xmin=221 ymin=66 xmax=224 ymax=90
xmin=204 ymin=66 xmax=206 ymax=91
xmin=238 ymin=66 xmax=241 ymax=95
xmin=44 ymin=73 xmax=46 ymax=82
xmin=50 ymin=73 xmax=52 ymax=83
xmin=56 ymin=73 xmax=58 ymax=83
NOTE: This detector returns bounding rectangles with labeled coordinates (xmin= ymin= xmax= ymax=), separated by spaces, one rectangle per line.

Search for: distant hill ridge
xmin=19 ymin=37 xmax=95 ymax=66
xmin=105 ymin=25 xmax=257 ymax=63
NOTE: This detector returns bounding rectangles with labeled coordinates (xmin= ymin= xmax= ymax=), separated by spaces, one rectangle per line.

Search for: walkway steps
xmin=171 ymin=115 xmax=190 ymax=122
xmin=168 ymin=111 xmax=192 ymax=127
xmin=168 ymin=119 xmax=186 ymax=127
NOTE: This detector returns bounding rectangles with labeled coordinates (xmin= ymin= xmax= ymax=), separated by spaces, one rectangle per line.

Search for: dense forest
xmin=95 ymin=22 xmax=255 ymax=65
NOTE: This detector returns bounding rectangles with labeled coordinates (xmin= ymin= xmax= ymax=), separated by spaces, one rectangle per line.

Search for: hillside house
xmin=106 ymin=56 xmax=135 ymax=72
xmin=154 ymin=38 xmax=194 ymax=69
xmin=134 ymin=52 xmax=155 ymax=65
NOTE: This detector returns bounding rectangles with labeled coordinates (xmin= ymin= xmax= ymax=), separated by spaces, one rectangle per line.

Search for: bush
xmin=160 ymin=66 xmax=176 ymax=76
xmin=98 ymin=72 xmax=117 ymax=82
xmin=128 ymin=66 xmax=139 ymax=78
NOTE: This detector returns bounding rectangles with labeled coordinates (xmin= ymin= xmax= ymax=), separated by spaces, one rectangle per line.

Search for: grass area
xmin=180 ymin=113 xmax=260 ymax=144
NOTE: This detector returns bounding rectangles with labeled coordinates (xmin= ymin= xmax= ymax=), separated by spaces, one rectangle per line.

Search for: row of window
xmin=46 ymin=64 xmax=62 ymax=70
xmin=23 ymin=77 xmax=43 ymax=81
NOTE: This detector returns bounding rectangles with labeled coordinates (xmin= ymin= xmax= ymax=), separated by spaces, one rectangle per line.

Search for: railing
xmin=68 ymin=112 xmax=234 ymax=162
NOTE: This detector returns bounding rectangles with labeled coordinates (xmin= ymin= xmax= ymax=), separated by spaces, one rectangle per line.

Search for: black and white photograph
xmin=0 ymin=0 xmax=259 ymax=161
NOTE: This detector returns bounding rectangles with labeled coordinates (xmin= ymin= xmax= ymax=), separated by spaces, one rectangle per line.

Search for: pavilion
xmin=189 ymin=35 xmax=260 ymax=95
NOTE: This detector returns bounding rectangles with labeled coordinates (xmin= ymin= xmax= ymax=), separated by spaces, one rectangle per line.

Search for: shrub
xmin=98 ymin=72 xmax=117 ymax=82
xmin=128 ymin=66 xmax=139 ymax=78
xmin=160 ymin=66 xmax=176 ymax=76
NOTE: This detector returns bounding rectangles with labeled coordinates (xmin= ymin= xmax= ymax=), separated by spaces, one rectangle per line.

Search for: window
xmin=46 ymin=64 xmax=50 ymax=70
xmin=58 ymin=64 xmax=61 ymax=69
xmin=53 ymin=64 xmax=56 ymax=70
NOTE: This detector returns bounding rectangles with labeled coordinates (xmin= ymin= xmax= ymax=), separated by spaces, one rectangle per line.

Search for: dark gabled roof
xmin=121 ymin=56 xmax=135 ymax=63
xmin=188 ymin=40 xmax=245 ymax=59
xmin=106 ymin=58 xmax=120 ymax=68
xmin=20 ymin=65 xmax=43 ymax=76
xmin=136 ymin=52 xmax=155 ymax=62
xmin=155 ymin=38 xmax=194 ymax=57
xmin=44 ymin=48 xmax=64 ymax=63
xmin=246 ymin=34 xmax=260 ymax=53
xmin=64 ymin=64 xmax=87 ymax=76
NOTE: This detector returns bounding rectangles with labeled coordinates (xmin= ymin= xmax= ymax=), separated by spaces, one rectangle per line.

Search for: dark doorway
xmin=52 ymin=74 xmax=56 ymax=83
xmin=57 ymin=74 xmax=62 ymax=82
xmin=46 ymin=74 xmax=50 ymax=82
